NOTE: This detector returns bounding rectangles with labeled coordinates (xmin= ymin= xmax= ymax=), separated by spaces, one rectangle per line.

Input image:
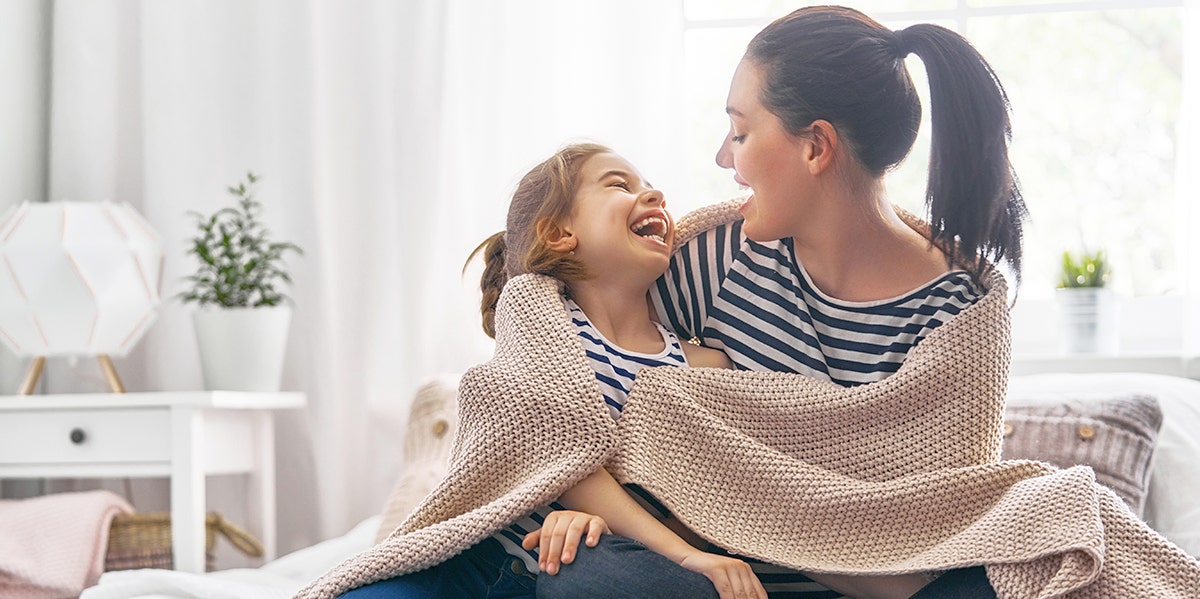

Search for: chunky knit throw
xmin=295 ymin=203 xmax=1200 ymax=599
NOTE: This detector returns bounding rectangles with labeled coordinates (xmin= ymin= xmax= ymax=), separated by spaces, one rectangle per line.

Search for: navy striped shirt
xmin=491 ymin=298 xmax=689 ymax=573
xmin=651 ymin=220 xmax=982 ymax=385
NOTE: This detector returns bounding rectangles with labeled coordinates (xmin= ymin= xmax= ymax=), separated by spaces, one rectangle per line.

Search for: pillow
xmin=374 ymin=375 xmax=460 ymax=544
xmin=1001 ymin=393 xmax=1162 ymax=517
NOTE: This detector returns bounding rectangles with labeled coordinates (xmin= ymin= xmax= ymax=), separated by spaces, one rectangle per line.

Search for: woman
xmin=539 ymin=6 xmax=1024 ymax=598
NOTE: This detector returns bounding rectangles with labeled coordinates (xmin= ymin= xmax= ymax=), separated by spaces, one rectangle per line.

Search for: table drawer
xmin=0 ymin=408 xmax=170 ymax=465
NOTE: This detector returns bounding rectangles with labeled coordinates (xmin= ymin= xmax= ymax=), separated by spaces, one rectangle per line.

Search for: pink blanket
xmin=0 ymin=490 xmax=133 ymax=599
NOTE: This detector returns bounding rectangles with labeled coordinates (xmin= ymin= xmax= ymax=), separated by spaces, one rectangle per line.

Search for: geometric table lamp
xmin=0 ymin=201 xmax=164 ymax=394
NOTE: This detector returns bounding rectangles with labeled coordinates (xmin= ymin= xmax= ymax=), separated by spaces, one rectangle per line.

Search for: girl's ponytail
xmin=900 ymin=24 xmax=1028 ymax=282
xmin=465 ymin=231 xmax=508 ymax=338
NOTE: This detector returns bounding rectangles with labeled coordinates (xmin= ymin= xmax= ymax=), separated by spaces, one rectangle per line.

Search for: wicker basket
xmin=105 ymin=512 xmax=265 ymax=572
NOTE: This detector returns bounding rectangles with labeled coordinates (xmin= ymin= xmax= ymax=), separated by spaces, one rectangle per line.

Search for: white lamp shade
xmin=0 ymin=201 xmax=164 ymax=357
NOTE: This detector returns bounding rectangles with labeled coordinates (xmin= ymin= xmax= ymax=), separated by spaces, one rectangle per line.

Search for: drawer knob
xmin=69 ymin=428 xmax=87 ymax=444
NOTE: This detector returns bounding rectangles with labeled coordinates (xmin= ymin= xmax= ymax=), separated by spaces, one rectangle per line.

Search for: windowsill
xmin=1010 ymin=293 xmax=1200 ymax=379
xmin=1011 ymin=352 xmax=1200 ymax=379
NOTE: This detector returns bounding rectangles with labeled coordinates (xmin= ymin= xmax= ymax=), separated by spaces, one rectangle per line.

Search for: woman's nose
xmin=715 ymin=131 xmax=734 ymax=169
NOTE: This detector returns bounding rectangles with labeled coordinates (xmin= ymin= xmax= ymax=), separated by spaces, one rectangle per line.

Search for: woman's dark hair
xmin=465 ymin=143 xmax=609 ymax=337
xmin=746 ymin=5 xmax=1027 ymax=283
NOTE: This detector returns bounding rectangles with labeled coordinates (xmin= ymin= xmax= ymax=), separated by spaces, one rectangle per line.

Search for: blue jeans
xmin=538 ymin=534 xmax=996 ymax=599
xmin=338 ymin=538 xmax=536 ymax=599
xmin=537 ymin=534 xmax=718 ymax=599
xmin=910 ymin=566 xmax=996 ymax=599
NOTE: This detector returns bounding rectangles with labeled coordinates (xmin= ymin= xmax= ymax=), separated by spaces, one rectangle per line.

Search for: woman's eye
xmin=731 ymin=134 xmax=746 ymax=143
xmin=611 ymin=181 xmax=630 ymax=190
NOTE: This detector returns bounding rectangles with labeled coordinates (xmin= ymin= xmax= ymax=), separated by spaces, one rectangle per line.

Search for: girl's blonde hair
xmin=467 ymin=143 xmax=611 ymax=338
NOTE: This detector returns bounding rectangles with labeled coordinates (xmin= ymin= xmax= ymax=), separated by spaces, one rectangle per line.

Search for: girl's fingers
xmin=585 ymin=517 xmax=605 ymax=546
xmin=521 ymin=528 xmax=541 ymax=551
xmin=560 ymin=518 xmax=588 ymax=564
xmin=714 ymin=573 xmax=736 ymax=599
xmin=543 ymin=518 xmax=569 ymax=575
xmin=751 ymin=571 xmax=767 ymax=599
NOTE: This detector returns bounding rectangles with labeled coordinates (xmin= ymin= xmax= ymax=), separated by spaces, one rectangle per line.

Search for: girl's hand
xmin=522 ymin=510 xmax=609 ymax=575
xmin=678 ymin=551 xmax=768 ymax=599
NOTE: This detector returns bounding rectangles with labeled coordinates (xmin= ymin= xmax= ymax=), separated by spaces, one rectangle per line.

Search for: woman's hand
xmin=522 ymin=510 xmax=609 ymax=575
xmin=678 ymin=551 xmax=767 ymax=599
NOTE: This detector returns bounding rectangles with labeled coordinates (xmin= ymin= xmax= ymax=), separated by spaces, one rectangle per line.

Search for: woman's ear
xmin=805 ymin=119 xmax=840 ymax=175
xmin=537 ymin=219 xmax=577 ymax=253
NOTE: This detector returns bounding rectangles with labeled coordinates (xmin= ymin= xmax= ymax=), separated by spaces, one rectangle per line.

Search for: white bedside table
xmin=0 ymin=391 xmax=305 ymax=573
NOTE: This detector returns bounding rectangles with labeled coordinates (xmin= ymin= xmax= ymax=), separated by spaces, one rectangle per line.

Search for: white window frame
xmin=679 ymin=0 xmax=1200 ymax=366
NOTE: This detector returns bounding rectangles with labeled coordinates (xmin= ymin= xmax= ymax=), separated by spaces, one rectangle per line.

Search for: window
xmin=678 ymin=1 xmax=1186 ymax=301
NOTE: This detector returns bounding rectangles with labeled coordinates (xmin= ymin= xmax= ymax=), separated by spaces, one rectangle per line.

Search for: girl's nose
xmin=642 ymin=190 xmax=666 ymax=209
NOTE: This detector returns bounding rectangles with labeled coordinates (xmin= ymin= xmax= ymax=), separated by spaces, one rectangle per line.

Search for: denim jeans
xmin=338 ymin=538 xmax=537 ymax=599
xmin=910 ymin=566 xmax=996 ymax=599
xmin=537 ymin=534 xmax=997 ymax=599
xmin=537 ymin=534 xmax=719 ymax=599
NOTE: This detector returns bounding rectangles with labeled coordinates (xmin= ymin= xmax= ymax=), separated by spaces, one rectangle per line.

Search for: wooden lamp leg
xmin=17 ymin=356 xmax=46 ymax=395
xmin=97 ymin=354 xmax=126 ymax=394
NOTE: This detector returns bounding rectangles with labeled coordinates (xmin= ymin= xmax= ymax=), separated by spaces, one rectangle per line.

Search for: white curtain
xmin=0 ymin=0 xmax=685 ymax=562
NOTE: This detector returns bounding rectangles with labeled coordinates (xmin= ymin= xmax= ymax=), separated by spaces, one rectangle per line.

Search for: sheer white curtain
xmin=1 ymin=0 xmax=685 ymax=559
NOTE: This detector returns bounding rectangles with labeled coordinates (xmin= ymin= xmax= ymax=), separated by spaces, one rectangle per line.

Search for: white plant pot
xmin=192 ymin=306 xmax=292 ymax=391
xmin=1056 ymin=287 xmax=1117 ymax=354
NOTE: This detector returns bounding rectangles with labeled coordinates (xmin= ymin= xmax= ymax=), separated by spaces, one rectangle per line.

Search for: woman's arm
xmin=525 ymin=467 xmax=766 ymax=599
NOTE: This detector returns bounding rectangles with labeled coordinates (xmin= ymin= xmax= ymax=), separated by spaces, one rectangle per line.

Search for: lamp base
xmin=15 ymin=355 xmax=127 ymax=394
xmin=17 ymin=357 xmax=46 ymax=395
xmin=97 ymin=354 xmax=126 ymax=393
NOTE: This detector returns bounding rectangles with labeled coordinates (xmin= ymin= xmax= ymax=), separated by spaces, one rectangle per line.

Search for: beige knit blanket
xmin=296 ymin=204 xmax=1200 ymax=599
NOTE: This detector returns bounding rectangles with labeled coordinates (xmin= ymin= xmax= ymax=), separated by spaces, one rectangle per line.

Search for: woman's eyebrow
xmin=726 ymin=106 xmax=744 ymax=117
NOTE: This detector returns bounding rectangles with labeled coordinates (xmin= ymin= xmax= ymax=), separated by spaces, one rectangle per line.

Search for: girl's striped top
xmin=650 ymin=219 xmax=983 ymax=385
xmin=490 ymin=298 xmax=689 ymax=573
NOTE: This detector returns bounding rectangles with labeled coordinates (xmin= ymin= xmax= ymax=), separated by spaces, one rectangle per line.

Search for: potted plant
xmin=1056 ymin=249 xmax=1116 ymax=354
xmin=180 ymin=172 xmax=303 ymax=391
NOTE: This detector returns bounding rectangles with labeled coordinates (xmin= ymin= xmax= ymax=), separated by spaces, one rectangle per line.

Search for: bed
xmin=81 ymin=371 xmax=1200 ymax=598
xmin=81 ymin=516 xmax=380 ymax=599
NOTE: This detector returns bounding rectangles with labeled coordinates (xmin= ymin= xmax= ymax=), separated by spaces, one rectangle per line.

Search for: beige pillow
xmin=374 ymin=375 xmax=460 ymax=544
xmin=1002 ymin=394 xmax=1162 ymax=517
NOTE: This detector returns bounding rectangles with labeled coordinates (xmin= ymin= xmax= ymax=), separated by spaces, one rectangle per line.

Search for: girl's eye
xmin=731 ymin=134 xmax=746 ymax=143
xmin=611 ymin=181 xmax=630 ymax=190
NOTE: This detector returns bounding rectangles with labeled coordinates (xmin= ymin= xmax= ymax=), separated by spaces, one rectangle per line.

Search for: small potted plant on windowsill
xmin=180 ymin=172 xmax=303 ymax=391
xmin=1056 ymin=249 xmax=1116 ymax=355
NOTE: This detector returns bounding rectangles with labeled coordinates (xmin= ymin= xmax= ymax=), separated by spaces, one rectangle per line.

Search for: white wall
xmin=0 ymin=0 xmax=52 ymax=394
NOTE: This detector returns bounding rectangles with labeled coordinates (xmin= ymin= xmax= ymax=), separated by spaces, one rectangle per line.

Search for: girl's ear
xmin=805 ymin=119 xmax=839 ymax=175
xmin=537 ymin=219 xmax=577 ymax=253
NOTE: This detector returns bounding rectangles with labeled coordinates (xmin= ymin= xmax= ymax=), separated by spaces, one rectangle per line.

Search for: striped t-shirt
xmin=490 ymin=298 xmax=689 ymax=573
xmin=651 ymin=219 xmax=983 ymax=385
xmin=649 ymin=219 xmax=983 ymax=598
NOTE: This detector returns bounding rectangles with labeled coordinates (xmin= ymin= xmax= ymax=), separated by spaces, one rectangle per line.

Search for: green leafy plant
xmin=1059 ymin=249 xmax=1109 ymax=288
xmin=179 ymin=172 xmax=303 ymax=307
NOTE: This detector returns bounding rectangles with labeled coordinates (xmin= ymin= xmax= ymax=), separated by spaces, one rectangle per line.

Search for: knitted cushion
xmin=1002 ymin=395 xmax=1162 ymax=518
xmin=374 ymin=375 xmax=460 ymax=544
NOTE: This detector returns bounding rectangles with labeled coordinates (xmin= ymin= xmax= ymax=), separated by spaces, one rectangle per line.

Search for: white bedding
xmin=80 ymin=517 xmax=380 ymax=599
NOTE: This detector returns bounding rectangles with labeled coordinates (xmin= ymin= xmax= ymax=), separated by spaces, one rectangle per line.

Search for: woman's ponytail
xmin=900 ymin=24 xmax=1028 ymax=282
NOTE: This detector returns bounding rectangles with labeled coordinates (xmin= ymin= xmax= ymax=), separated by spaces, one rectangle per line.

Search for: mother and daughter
xmin=297 ymin=6 xmax=1200 ymax=599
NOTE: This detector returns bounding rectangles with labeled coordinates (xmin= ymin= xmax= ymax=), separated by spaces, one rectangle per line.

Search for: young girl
xmin=336 ymin=142 xmax=765 ymax=599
